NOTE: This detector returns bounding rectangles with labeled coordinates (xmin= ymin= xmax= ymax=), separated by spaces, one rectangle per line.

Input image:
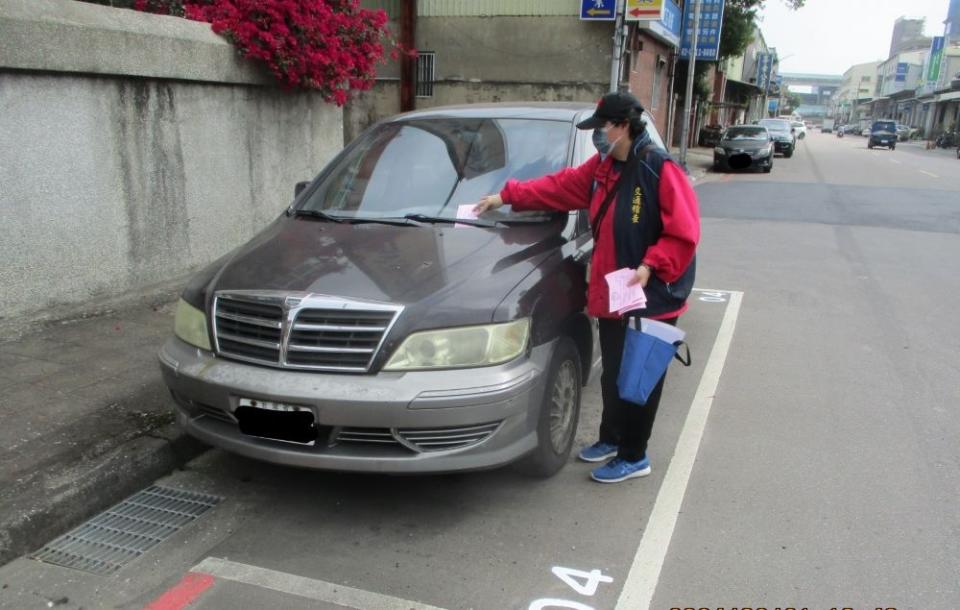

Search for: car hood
xmin=719 ymin=139 xmax=770 ymax=151
xmin=207 ymin=215 xmax=566 ymax=311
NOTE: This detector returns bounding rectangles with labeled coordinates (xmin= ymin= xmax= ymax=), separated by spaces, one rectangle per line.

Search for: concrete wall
xmin=0 ymin=0 xmax=343 ymax=332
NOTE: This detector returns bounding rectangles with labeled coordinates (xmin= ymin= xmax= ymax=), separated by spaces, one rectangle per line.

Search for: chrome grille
xmin=287 ymin=309 xmax=394 ymax=368
xmin=214 ymin=298 xmax=282 ymax=364
xmin=333 ymin=422 xmax=501 ymax=453
xmin=398 ymin=422 xmax=500 ymax=452
xmin=212 ymin=292 xmax=401 ymax=372
xmin=335 ymin=427 xmax=400 ymax=446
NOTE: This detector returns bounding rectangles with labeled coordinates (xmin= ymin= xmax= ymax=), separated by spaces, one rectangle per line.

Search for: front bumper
xmin=714 ymin=149 xmax=772 ymax=170
xmin=158 ymin=336 xmax=554 ymax=473
xmin=772 ymin=140 xmax=793 ymax=153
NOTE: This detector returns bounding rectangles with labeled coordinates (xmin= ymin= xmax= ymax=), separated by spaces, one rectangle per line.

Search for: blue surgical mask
xmin=592 ymin=128 xmax=611 ymax=156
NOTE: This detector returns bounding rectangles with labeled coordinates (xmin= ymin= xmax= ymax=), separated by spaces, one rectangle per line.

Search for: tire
xmin=763 ymin=164 xmax=772 ymax=173
xmin=867 ymin=143 xmax=873 ymax=149
xmin=514 ymin=337 xmax=581 ymax=477
xmin=784 ymin=149 xmax=793 ymax=158
xmin=890 ymin=144 xmax=895 ymax=150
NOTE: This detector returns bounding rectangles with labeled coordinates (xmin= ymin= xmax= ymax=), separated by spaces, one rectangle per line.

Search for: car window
xmin=724 ymin=126 xmax=768 ymax=140
xmin=871 ymin=121 xmax=895 ymax=132
xmin=759 ymin=119 xmax=791 ymax=132
xmin=303 ymin=118 xmax=571 ymax=219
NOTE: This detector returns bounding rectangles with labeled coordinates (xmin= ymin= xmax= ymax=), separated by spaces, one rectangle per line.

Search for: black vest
xmin=611 ymin=143 xmax=696 ymax=318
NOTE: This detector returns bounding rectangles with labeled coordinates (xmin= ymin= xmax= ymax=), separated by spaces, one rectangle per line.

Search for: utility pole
xmin=679 ymin=0 xmax=702 ymax=166
xmin=609 ymin=0 xmax=626 ymax=92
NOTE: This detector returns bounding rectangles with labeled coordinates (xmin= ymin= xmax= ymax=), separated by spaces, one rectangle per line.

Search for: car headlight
xmin=714 ymin=146 xmax=726 ymax=154
xmin=174 ymin=298 xmax=212 ymax=350
xmin=383 ymin=319 xmax=530 ymax=371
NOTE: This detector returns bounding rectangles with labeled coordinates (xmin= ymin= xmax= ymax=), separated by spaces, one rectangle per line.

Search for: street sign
xmin=637 ymin=0 xmax=682 ymax=47
xmin=927 ymin=37 xmax=944 ymax=82
xmin=895 ymin=62 xmax=909 ymax=82
xmin=580 ymin=0 xmax=616 ymax=21
xmin=625 ymin=0 xmax=665 ymax=21
xmin=679 ymin=0 xmax=725 ymax=61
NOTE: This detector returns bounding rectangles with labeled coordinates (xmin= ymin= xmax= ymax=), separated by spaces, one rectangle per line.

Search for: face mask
xmin=592 ymin=128 xmax=611 ymax=155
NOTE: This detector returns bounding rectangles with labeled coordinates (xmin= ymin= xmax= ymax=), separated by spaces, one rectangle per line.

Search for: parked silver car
xmin=159 ymin=103 xmax=666 ymax=477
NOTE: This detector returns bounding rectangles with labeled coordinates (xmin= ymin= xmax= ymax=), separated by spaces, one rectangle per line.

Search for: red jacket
xmin=501 ymin=152 xmax=700 ymax=320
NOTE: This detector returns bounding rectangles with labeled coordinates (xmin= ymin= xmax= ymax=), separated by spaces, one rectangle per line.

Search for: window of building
xmin=652 ymin=56 xmax=664 ymax=110
xmin=416 ymin=52 xmax=436 ymax=98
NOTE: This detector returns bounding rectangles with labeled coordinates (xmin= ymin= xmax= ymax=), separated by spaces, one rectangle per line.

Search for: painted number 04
xmin=528 ymin=566 xmax=614 ymax=610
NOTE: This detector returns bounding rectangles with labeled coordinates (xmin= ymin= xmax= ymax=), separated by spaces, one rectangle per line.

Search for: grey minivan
xmin=159 ymin=103 xmax=665 ymax=476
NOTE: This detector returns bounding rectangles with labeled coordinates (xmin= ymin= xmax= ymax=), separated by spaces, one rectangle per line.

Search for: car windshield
xmin=724 ymin=126 xmax=768 ymax=140
xmin=792 ymin=122 xmax=803 ymax=128
xmin=872 ymin=121 xmax=895 ymax=132
xmin=759 ymin=119 xmax=791 ymax=133
xmin=300 ymin=117 xmax=569 ymax=220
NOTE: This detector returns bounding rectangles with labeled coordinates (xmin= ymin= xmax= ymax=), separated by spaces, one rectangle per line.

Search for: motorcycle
xmin=837 ymin=126 xmax=844 ymax=138
xmin=935 ymin=131 xmax=957 ymax=148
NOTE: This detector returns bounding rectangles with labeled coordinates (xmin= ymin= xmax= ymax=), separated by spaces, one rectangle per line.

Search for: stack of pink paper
xmin=604 ymin=268 xmax=647 ymax=316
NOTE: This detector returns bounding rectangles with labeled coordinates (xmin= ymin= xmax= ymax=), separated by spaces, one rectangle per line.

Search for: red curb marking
xmin=143 ymin=572 xmax=215 ymax=610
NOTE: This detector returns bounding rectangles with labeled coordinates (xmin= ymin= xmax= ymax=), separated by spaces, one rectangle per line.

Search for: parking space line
xmin=615 ymin=291 xmax=744 ymax=610
xmin=191 ymin=557 xmax=451 ymax=610
xmin=919 ymin=170 xmax=939 ymax=178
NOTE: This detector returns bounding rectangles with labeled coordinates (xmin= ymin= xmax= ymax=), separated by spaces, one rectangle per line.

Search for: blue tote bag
xmin=617 ymin=319 xmax=692 ymax=406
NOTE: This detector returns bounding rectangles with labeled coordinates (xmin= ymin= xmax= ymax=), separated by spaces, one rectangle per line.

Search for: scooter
xmin=837 ymin=127 xmax=844 ymax=138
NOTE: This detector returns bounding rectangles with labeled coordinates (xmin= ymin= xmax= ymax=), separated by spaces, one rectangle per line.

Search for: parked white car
xmin=791 ymin=121 xmax=807 ymax=139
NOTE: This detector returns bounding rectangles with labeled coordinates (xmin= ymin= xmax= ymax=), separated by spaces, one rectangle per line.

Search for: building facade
xmin=349 ymin=0 xmax=686 ymax=146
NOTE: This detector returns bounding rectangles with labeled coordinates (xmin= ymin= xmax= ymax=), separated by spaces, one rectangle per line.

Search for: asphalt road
xmin=2 ymin=131 xmax=958 ymax=610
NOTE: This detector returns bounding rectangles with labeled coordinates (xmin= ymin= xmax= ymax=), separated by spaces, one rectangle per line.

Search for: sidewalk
xmin=672 ymin=145 xmax=715 ymax=182
xmin=0 ymin=298 xmax=206 ymax=567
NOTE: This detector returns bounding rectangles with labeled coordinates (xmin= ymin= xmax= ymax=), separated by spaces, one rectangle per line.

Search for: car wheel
xmin=784 ymin=149 xmax=793 ymax=158
xmin=514 ymin=337 xmax=581 ymax=477
xmin=867 ymin=143 xmax=873 ymax=149
xmin=890 ymin=144 xmax=895 ymax=150
xmin=763 ymin=163 xmax=772 ymax=173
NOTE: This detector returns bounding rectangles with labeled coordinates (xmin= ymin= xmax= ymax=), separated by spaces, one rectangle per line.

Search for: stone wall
xmin=0 ymin=0 xmax=343 ymax=333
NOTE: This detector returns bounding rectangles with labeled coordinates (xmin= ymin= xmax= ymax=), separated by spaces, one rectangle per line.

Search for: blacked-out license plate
xmin=235 ymin=399 xmax=318 ymax=445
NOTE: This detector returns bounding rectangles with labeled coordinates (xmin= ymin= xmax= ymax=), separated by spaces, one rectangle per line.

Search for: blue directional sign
xmin=679 ymin=0 xmax=725 ymax=61
xmin=581 ymin=0 xmax=617 ymax=21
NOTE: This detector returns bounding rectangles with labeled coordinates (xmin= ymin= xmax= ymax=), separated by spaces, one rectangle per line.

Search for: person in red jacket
xmin=473 ymin=92 xmax=700 ymax=483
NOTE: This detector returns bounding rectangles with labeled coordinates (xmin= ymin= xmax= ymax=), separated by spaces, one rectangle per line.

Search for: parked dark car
xmin=713 ymin=125 xmax=773 ymax=173
xmin=868 ymin=120 xmax=897 ymax=149
xmin=159 ymin=103 xmax=666 ymax=477
xmin=758 ymin=118 xmax=796 ymax=157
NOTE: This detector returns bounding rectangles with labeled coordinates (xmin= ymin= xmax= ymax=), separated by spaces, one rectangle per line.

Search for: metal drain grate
xmin=32 ymin=485 xmax=222 ymax=575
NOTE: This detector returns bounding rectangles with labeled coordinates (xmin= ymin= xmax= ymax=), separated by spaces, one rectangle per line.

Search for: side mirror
xmin=295 ymin=181 xmax=311 ymax=198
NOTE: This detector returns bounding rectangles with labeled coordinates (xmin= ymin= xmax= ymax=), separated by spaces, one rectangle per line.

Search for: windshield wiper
xmin=292 ymin=210 xmax=418 ymax=226
xmin=402 ymin=213 xmax=496 ymax=228
xmin=292 ymin=209 xmax=345 ymax=223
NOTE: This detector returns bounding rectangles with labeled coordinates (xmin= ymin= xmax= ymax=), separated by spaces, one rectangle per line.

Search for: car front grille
xmin=334 ymin=422 xmax=501 ymax=453
xmin=213 ymin=292 xmax=401 ymax=373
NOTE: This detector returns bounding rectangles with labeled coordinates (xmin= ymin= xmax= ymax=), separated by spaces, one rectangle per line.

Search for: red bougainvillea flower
xmin=135 ymin=0 xmax=404 ymax=105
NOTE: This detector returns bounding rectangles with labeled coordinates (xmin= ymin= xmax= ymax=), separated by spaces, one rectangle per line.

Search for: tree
xmin=672 ymin=0 xmax=805 ymax=102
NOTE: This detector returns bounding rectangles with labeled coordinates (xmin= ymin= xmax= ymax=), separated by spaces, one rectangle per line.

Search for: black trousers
xmin=598 ymin=316 xmax=678 ymax=462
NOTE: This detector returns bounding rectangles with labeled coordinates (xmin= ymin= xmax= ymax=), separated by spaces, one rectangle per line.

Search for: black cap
xmin=576 ymin=91 xmax=644 ymax=130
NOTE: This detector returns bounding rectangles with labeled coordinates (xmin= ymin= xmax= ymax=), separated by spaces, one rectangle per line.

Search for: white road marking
xmin=192 ymin=557 xmax=451 ymax=610
xmin=890 ymin=158 xmax=902 ymax=164
xmin=615 ymin=291 xmax=744 ymax=610
xmin=919 ymin=170 xmax=939 ymax=178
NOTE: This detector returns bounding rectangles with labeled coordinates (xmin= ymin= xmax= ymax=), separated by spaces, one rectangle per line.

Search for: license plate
xmin=235 ymin=398 xmax=318 ymax=445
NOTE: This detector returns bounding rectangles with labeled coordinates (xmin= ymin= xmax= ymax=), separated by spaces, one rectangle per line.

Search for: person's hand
xmin=628 ymin=264 xmax=652 ymax=287
xmin=473 ymin=194 xmax=503 ymax=215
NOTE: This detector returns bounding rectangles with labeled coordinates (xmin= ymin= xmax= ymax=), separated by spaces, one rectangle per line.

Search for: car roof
xmin=386 ymin=102 xmax=595 ymax=123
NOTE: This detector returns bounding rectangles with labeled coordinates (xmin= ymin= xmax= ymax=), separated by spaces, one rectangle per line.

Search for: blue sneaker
xmin=577 ymin=441 xmax=618 ymax=463
xmin=590 ymin=456 xmax=651 ymax=483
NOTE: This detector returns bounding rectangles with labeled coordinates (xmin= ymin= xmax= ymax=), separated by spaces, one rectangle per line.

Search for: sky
xmin=757 ymin=0 xmax=951 ymax=75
